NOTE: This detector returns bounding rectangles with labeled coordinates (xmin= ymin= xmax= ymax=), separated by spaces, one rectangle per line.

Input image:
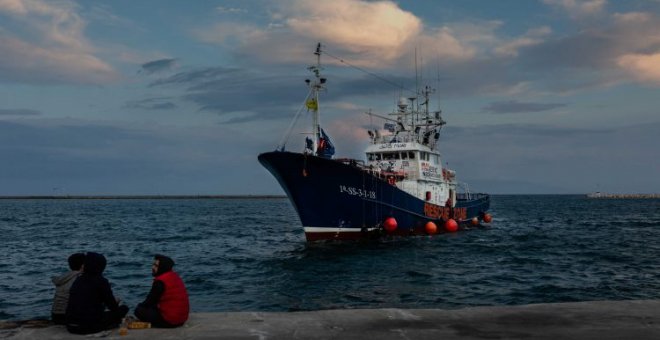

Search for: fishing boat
xmin=258 ymin=44 xmax=491 ymax=241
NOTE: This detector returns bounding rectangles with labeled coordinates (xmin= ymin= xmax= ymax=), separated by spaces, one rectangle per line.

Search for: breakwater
xmin=586 ymin=193 xmax=660 ymax=199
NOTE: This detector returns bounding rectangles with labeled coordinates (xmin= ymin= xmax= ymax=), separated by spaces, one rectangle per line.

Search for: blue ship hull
xmin=258 ymin=151 xmax=490 ymax=241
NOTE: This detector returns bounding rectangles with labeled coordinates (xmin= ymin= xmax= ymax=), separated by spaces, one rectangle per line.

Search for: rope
xmin=321 ymin=49 xmax=417 ymax=95
xmin=277 ymin=88 xmax=314 ymax=151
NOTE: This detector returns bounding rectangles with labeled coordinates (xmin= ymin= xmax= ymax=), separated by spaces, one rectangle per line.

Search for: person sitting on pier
xmin=135 ymin=254 xmax=189 ymax=328
xmin=51 ymin=252 xmax=85 ymax=324
xmin=65 ymin=252 xmax=129 ymax=334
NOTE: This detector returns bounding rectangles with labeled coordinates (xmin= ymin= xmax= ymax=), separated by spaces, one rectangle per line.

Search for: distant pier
xmin=0 ymin=195 xmax=286 ymax=200
xmin=587 ymin=192 xmax=660 ymax=199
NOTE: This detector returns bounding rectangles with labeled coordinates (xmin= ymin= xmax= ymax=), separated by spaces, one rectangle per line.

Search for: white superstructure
xmin=364 ymin=87 xmax=457 ymax=207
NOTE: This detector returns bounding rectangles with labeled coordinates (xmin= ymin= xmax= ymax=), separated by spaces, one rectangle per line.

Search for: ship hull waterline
xmin=258 ymin=151 xmax=490 ymax=241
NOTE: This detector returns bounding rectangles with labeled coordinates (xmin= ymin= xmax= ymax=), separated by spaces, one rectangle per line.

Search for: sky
xmin=1 ymin=0 xmax=659 ymax=195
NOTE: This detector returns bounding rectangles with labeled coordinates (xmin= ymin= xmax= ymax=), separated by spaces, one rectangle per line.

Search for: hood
xmin=154 ymin=254 xmax=174 ymax=276
xmin=83 ymin=252 xmax=107 ymax=276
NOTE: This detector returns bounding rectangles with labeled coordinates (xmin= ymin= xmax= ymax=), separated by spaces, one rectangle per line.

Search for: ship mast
xmin=307 ymin=43 xmax=325 ymax=156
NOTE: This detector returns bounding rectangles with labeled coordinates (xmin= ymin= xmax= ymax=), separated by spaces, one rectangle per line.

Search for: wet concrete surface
xmin=1 ymin=300 xmax=659 ymax=339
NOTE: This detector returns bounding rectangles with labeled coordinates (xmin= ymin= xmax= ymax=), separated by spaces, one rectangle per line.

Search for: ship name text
xmin=378 ymin=143 xmax=408 ymax=150
xmin=339 ymin=185 xmax=376 ymax=199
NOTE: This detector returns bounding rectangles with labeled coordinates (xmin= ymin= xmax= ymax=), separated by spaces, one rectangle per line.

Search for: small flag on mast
xmin=306 ymin=98 xmax=318 ymax=111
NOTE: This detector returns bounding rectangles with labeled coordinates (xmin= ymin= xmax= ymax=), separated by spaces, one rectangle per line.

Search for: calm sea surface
xmin=1 ymin=195 xmax=659 ymax=321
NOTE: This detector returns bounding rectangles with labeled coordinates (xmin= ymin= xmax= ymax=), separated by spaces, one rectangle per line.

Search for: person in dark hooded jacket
xmin=65 ymin=252 xmax=129 ymax=334
xmin=51 ymin=252 xmax=85 ymax=324
xmin=134 ymin=254 xmax=189 ymax=327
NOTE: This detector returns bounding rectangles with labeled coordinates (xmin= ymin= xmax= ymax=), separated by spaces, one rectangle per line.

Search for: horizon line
xmin=0 ymin=195 xmax=287 ymax=199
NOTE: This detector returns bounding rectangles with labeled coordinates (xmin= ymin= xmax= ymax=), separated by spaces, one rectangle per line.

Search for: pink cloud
xmin=284 ymin=0 xmax=421 ymax=65
xmin=617 ymin=53 xmax=660 ymax=85
xmin=0 ymin=0 xmax=119 ymax=85
xmin=196 ymin=0 xmax=423 ymax=68
xmin=0 ymin=34 xmax=118 ymax=85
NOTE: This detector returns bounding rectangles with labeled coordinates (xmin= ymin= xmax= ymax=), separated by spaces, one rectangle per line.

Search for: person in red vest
xmin=134 ymin=254 xmax=189 ymax=327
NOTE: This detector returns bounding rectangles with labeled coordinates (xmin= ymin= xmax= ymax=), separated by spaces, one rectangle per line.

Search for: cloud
xmin=148 ymin=66 xmax=407 ymax=123
xmin=195 ymin=22 xmax=260 ymax=46
xmin=283 ymin=0 xmax=422 ymax=64
xmin=0 ymin=108 xmax=41 ymax=116
xmin=149 ymin=66 xmax=242 ymax=87
xmin=189 ymin=2 xmax=548 ymax=97
xmin=0 ymin=118 xmax=281 ymax=195
xmin=542 ymin=0 xmax=607 ymax=18
xmin=198 ymin=1 xmax=534 ymax=69
xmin=181 ymin=74 xmax=303 ymax=117
xmin=613 ymin=11 xmax=653 ymax=24
xmin=190 ymin=1 xmax=659 ymax=108
xmin=148 ymin=63 xmax=417 ymax=123
xmin=146 ymin=58 xmax=541 ymax=124
xmin=416 ymin=26 xmax=477 ymax=62
xmin=521 ymin=30 xmax=612 ymax=71
xmin=0 ymin=0 xmax=118 ymax=85
xmin=148 ymin=66 xmax=304 ymax=121
xmin=2 ymin=116 xmax=658 ymax=195
xmin=196 ymin=0 xmax=423 ymax=68
xmin=0 ymin=0 xmax=86 ymax=49
xmin=0 ymin=34 xmax=117 ymax=85
xmin=216 ymin=6 xmax=246 ymax=14
xmin=86 ymin=3 xmax=140 ymax=29
xmin=494 ymin=26 xmax=552 ymax=57
xmin=517 ymin=11 xmax=660 ymax=90
xmin=0 ymin=0 xmax=26 ymax=13
xmin=124 ymin=97 xmax=177 ymax=111
xmin=617 ymin=53 xmax=660 ymax=85
xmin=139 ymin=58 xmax=178 ymax=75
xmin=482 ymin=100 xmax=567 ymax=114
xmin=442 ymin=122 xmax=660 ymax=193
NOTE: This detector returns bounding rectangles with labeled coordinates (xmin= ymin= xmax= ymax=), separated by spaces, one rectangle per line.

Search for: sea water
xmin=1 ymin=195 xmax=659 ymax=321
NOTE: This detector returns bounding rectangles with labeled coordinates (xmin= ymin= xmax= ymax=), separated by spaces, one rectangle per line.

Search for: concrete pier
xmin=1 ymin=300 xmax=659 ymax=339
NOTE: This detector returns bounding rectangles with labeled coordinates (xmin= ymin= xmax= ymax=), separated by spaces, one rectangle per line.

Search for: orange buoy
xmin=425 ymin=221 xmax=437 ymax=234
xmin=383 ymin=217 xmax=397 ymax=232
xmin=471 ymin=217 xmax=479 ymax=226
xmin=445 ymin=218 xmax=458 ymax=232
xmin=483 ymin=213 xmax=493 ymax=223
